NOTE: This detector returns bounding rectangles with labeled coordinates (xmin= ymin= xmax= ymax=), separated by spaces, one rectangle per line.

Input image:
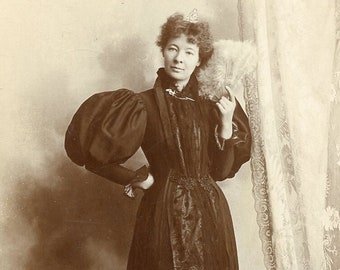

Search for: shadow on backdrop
xmin=12 ymin=35 xmax=152 ymax=270
xmin=17 ymin=156 xmax=141 ymax=270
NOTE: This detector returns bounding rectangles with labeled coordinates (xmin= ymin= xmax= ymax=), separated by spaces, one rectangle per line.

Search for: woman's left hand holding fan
xmin=216 ymin=87 xmax=236 ymax=140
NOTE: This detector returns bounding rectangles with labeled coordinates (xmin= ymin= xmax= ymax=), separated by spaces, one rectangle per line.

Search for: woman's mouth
xmin=171 ymin=66 xmax=184 ymax=72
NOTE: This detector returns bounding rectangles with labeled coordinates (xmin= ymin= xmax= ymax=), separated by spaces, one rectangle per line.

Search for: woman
xmin=65 ymin=12 xmax=251 ymax=270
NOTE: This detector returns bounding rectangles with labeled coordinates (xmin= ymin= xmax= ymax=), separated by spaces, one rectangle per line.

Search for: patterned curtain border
xmin=243 ymin=72 xmax=276 ymax=269
xmin=238 ymin=1 xmax=276 ymax=268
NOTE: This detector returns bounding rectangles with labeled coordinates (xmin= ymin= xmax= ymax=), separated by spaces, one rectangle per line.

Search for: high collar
xmin=156 ymin=68 xmax=198 ymax=98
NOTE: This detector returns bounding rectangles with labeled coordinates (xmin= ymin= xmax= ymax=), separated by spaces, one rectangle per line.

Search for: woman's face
xmin=163 ymin=34 xmax=200 ymax=85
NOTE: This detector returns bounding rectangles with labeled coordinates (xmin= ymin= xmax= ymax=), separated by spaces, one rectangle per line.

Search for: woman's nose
xmin=174 ymin=51 xmax=184 ymax=63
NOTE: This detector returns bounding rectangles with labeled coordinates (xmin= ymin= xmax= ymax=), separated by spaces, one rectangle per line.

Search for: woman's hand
xmin=131 ymin=173 xmax=154 ymax=190
xmin=216 ymin=88 xmax=236 ymax=140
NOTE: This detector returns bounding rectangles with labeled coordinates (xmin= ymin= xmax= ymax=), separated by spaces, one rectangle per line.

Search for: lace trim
xmin=123 ymin=183 xmax=136 ymax=199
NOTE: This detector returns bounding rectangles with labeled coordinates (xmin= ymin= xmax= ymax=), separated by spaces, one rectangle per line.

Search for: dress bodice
xmin=161 ymin=71 xmax=210 ymax=178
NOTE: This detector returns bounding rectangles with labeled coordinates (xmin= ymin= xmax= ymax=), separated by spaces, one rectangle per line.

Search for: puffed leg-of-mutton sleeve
xmin=209 ymin=99 xmax=251 ymax=181
xmin=64 ymin=89 xmax=148 ymax=186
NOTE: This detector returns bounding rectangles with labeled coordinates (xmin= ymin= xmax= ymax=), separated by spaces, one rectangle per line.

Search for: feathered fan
xmin=197 ymin=39 xmax=257 ymax=102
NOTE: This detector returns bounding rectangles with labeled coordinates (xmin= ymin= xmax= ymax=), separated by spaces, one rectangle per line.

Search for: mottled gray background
xmin=0 ymin=0 xmax=263 ymax=269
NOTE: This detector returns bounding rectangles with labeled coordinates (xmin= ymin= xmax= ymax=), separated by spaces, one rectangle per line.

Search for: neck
xmin=174 ymin=82 xmax=186 ymax=92
xmin=173 ymin=77 xmax=191 ymax=91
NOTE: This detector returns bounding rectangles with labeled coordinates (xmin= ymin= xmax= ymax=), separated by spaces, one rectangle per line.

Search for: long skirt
xmin=127 ymin=171 xmax=238 ymax=270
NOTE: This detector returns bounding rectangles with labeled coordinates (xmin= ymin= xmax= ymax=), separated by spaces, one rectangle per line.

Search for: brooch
xmin=165 ymin=89 xmax=195 ymax=102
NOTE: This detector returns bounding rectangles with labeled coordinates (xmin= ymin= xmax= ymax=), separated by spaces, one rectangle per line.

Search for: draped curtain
xmin=238 ymin=0 xmax=339 ymax=269
xmin=323 ymin=1 xmax=340 ymax=268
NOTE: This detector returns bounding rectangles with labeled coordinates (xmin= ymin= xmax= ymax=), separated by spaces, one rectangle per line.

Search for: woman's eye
xmin=186 ymin=51 xmax=194 ymax=55
xmin=168 ymin=47 xmax=177 ymax=52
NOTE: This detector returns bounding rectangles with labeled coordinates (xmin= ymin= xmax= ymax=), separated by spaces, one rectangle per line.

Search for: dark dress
xmin=65 ymin=68 xmax=251 ymax=270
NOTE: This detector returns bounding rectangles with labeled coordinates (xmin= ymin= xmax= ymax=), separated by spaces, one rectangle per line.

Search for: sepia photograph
xmin=0 ymin=0 xmax=339 ymax=269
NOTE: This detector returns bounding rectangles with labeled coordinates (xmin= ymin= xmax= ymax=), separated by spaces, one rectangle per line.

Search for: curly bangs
xmin=156 ymin=13 xmax=214 ymax=66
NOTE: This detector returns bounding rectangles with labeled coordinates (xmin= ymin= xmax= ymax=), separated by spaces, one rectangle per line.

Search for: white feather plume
xmin=197 ymin=39 xmax=257 ymax=101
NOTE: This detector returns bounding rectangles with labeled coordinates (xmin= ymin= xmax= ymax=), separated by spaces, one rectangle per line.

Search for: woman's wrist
xmin=123 ymin=173 xmax=154 ymax=199
xmin=131 ymin=173 xmax=154 ymax=190
xmin=123 ymin=166 xmax=152 ymax=199
xmin=218 ymin=124 xmax=233 ymax=140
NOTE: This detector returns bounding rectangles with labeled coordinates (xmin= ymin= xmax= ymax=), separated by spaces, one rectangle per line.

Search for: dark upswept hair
xmin=156 ymin=13 xmax=214 ymax=67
